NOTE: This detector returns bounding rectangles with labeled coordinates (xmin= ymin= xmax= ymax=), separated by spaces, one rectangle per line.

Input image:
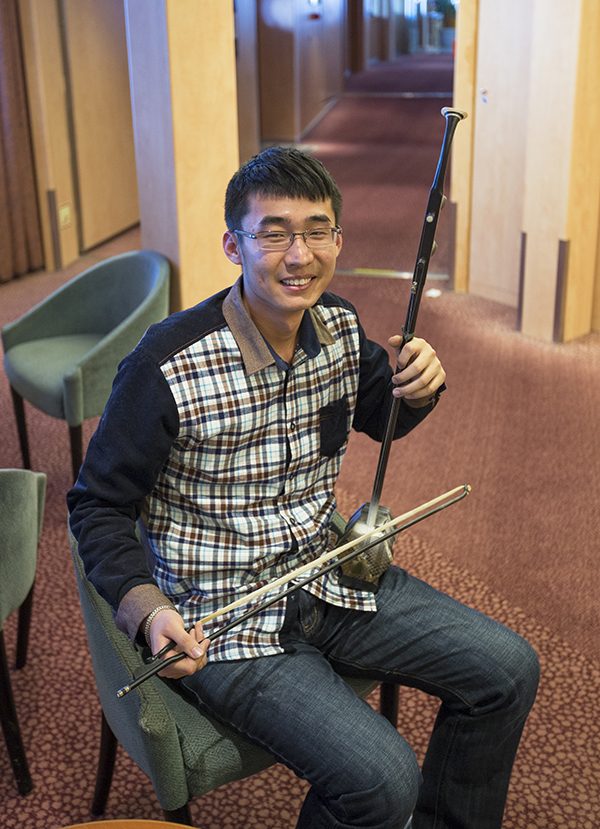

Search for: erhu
xmin=117 ymin=107 xmax=469 ymax=699
xmin=337 ymin=107 xmax=467 ymax=591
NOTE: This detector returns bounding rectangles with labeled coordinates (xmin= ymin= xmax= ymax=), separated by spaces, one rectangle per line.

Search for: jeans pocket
xmin=319 ymin=395 xmax=349 ymax=458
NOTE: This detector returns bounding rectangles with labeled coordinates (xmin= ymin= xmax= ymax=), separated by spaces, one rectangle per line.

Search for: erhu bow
xmin=116 ymin=484 xmax=470 ymax=698
xmin=337 ymin=107 xmax=467 ymax=591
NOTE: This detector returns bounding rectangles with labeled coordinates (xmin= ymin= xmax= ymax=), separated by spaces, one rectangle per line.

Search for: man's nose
xmin=285 ymin=234 xmax=314 ymax=262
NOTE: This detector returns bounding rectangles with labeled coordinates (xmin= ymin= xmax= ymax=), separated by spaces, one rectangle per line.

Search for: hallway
xmin=308 ymin=53 xmax=455 ymax=274
xmin=1 ymin=53 xmax=599 ymax=829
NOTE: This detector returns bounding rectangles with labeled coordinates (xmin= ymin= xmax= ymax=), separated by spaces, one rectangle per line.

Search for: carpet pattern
xmin=2 ymin=54 xmax=599 ymax=828
xmin=1 ymin=273 xmax=599 ymax=827
xmin=0 ymin=472 xmax=598 ymax=828
xmin=333 ymin=276 xmax=600 ymax=665
xmin=344 ymin=54 xmax=454 ymax=96
xmin=305 ymin=97 xmax=453 ymax=274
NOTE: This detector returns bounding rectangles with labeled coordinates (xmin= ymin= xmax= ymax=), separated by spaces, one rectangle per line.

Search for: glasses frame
xmin=233 ymin=226 xmax=342 ymax=252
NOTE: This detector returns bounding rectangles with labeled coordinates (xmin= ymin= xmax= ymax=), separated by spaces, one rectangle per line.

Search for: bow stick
xmin=366 ymin=107 xmax=467 ymax=527
xmin=116 ymin=483 xmax=470 ymax=698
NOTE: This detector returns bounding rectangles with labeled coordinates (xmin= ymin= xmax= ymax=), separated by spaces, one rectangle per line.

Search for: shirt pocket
xmin=319 ymin=394 xmax=349 ymax=458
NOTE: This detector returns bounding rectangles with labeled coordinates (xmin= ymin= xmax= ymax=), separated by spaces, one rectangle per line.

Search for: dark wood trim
xmin=553 ymin=239 xmax=569 ymax=343
xmin=517 ymin=231 xmax=527 ymax=331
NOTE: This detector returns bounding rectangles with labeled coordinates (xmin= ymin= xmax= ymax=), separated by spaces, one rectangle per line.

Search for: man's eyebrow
xmin=257 ymin=213 xmax=333 ymax=227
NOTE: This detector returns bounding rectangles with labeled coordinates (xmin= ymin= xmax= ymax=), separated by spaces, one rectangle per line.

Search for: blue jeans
xmin=182 ymin=566 xmax=539 ymax=828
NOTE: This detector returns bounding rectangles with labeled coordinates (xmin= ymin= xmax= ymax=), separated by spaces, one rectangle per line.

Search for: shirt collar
xmin=222 ymin=276 xmax=335 ymax=375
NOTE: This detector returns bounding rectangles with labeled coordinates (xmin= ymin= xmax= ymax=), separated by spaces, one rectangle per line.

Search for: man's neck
xmin=243 ymin=298 xmax=303 ymax=364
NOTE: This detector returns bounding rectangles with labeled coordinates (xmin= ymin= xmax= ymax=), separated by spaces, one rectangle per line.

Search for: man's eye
xmin=262 ymin=232 xmax=288 ymax=241
xmin=308 ymin=229 xmax=330 ymax=239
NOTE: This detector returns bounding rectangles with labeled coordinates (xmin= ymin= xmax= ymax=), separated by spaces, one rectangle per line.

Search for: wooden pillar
xmin=124 ymin=0 xmax=240 ymax=312
xmin=453 ymin=0 xmax=600 ymax=341
xmin=563 ymin=0 xmax=600 ymax=339
xmin=451 ymin=0 xmax=478 ymax=294
xmin=520 ymin=1 xmax=583 ymax=341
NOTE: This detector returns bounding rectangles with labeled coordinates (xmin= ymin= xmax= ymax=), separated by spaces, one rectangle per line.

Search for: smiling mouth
xmin=280 ymin=277 xmax=314 ymax=287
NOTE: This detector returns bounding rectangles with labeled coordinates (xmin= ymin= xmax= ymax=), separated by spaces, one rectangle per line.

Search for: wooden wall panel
xmin=446 ymin=0 xmax=600 ymax=339
xmin=62 ymin=0 xmax=138 ymax=251
xmin=323 ymin=0 xmax=345 ymax=99
xmin=451 ymin=0 xmax=478 ymax=294
xmin=18 ymin=0 xmax=79 ymax=269
xmin=234 ymin=0 xmax=261 ymax=163
xmin=258 ymin=0 xmax=345 ymax=143
xmin=298 ymin=0 xmax=344 ymax=135
xmin=563 ymin=0 xmax=600 ymax=339
xmin=520 ymin=1 xmax=581 ymax=340
xmin=468 ymin=0 xmax=533 ymax=307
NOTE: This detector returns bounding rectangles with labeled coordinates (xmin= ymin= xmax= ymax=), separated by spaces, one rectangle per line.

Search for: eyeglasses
xmin=234 ymin=226 xmax=342 ymax=252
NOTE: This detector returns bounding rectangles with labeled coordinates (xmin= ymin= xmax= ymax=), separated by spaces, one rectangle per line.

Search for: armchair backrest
xmin=1 ymin=250 xmax=170 ymax=348
xmin=0 ymin=469 xmax=46 ymax=627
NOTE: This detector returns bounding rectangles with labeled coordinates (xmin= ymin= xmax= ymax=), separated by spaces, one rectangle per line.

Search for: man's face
xmin=223 ymin=194 xmax=342 ymax=325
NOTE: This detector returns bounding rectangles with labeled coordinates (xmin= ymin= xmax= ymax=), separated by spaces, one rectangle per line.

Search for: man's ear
xmin=223 ymin=230 xmax=242 ymax=265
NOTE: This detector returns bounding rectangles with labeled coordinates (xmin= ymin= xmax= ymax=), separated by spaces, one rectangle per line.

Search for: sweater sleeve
xmin=67 ymin=349 xmax=180 ymax=612
xmin=351 ymin=316 xmax=442 ymax=441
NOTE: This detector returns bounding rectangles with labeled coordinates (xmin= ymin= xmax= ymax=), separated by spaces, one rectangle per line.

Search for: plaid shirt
xmin=69 ymin=277 xmax=434 ymax=661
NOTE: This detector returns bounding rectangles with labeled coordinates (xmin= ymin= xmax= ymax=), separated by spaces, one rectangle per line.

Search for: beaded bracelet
xmin=143 ymin=604 xmax=176 ymax=644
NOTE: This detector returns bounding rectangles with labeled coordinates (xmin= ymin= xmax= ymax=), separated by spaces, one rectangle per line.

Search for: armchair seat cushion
xmin=154 ymin=680 xmax=276 ymax=795
xmin=4 ymin=334 xmax=102 ymax=419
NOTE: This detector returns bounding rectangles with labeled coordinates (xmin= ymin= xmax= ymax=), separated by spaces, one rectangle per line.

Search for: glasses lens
xmin=305 ymin=229 xmax=336 ymax=248
xmin=254 ymin=232 xmax=288 ymax=251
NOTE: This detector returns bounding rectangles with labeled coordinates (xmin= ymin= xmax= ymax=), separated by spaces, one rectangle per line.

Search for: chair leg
xmin=69 ymin=424 xmax=83 ymax=483
xmin=0 ymin=630 xmax=33 ymax=795
xmin=163 ymin=803 xmax=193 ymax=824
xmin=380 ymin=682 xmax=399 ymax=726
xmin=91 ymin=711 xmax=118 ymax=816
xmin=9 ymin=386 xmax=31 ymax=469
xmin=15 ymin=584 xmax=35 ymax=670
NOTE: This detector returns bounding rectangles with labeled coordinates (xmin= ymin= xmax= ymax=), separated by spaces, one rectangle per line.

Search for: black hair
xmin=224 ymin=146 xmax=342 ymax=229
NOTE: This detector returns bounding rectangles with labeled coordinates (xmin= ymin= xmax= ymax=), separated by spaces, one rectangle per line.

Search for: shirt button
xmin=289 ymin=516 xmax=297 ymax=525
xmin=290 ymin=421 xmax=297 ymax=431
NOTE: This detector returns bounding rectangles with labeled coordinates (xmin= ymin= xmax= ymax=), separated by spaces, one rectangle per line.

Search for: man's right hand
xmin=148 ymin=608 xmax=209 ymax=678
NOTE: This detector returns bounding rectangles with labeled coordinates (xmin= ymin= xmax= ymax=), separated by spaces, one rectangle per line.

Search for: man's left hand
xmin=389 ymin=335 xmax=446 ymax=408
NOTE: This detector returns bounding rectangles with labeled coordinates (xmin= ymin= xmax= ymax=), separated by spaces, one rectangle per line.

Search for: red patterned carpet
xmin=1 ymin=265 xmax=599 ymax=828
xmin=304 ymin=51 xmax=454 ymax=276
xmin=2 ymin=54 xmax=600 ymax=829
xmin=306 ymin=96 xmax=454 ymax=275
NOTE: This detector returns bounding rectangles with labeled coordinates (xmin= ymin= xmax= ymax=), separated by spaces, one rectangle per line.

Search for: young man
xmin=68 ymin=147 xmax=539 ymax=829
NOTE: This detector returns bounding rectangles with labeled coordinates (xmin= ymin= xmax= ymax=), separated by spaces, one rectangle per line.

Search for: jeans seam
xmin=431 ymin=716 xmax=458 ymax=828
xmin=330 ymin=655 xmax=474 ymax=712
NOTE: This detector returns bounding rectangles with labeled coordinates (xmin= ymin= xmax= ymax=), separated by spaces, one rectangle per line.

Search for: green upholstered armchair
xmin=69 ymin=520 xmax=396 ymax=825
xmin=2 ymin=250 xmax=170 ymax=482
xmin=0 ymin=469 xmax=47 ymax=796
